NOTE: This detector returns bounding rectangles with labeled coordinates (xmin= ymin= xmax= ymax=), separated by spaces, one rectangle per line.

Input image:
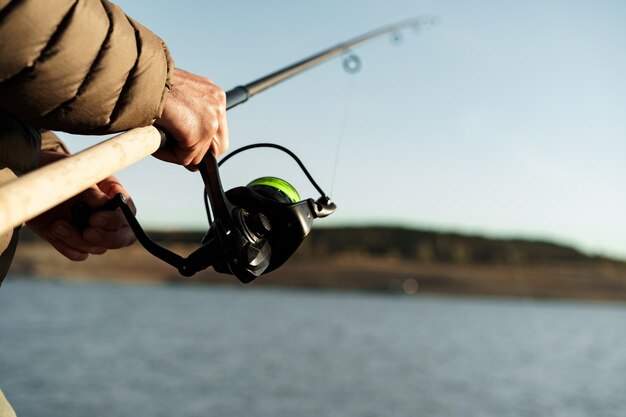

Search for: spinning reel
xmin=72 ymin=144 xmax=336 ymax=283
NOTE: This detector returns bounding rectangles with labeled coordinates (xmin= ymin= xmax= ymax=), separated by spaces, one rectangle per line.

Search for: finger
xmin=51 ymin=220 xmax=89 ymax=247
xmin=189 ymin=136 xmax=213 ymax=167
xmin=88 ymin=246 xmax=108 ymax=255
xmin=83 ymin=225 xmax=136 ymax=249
xmin=176 ymin=147 xmax=197 ymax=168
xmin=98 ymin=178 xmax=137 ymax=214
xmin=47 ymin=238 xmax=89 ymax=262
xmin=210 ymin=111 xmax=229 ymax=157
xmin=97 ymin=176 xmax=126 ymax=196
xmin=53 ymin=226 xmax=109 ymax=256
xmin=176 ymin=128 xmax=209 ymax=167
xmin=217 ymin=120 xmax=229 ymax=156
xmin=91 ymin=177 xmax=138 ymax=218
xmin=89 ymin=208 xmax=128 ymax=230
xmin=178 ymin=109 xmax=219 ymax=166
xmin=211 ymin=131 xmax=228 ymax=158
xmin=156 ymin=133 xmax=201 ymax=167
xmin=153 ymin=147 xmax=199 ymax=169
xmin=151 ymin=147 xmax=179 ymax=165
xmin=50 ymin=221 xmax=110 ymax=256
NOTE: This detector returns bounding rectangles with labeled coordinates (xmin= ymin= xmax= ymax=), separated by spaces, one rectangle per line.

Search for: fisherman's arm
xmin=0 ymin=0 xmax=228 ymax=163
xmin=0 ymin=0 xmax=228 ymax=259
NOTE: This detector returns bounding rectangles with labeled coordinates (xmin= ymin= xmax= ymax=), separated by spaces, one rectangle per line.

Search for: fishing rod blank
xmin=226 ymin=16 xmax=438 ymax=109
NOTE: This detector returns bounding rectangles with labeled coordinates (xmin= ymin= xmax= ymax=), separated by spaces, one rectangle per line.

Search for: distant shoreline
xmin=12 ymin=230 xmax=626 ymax=302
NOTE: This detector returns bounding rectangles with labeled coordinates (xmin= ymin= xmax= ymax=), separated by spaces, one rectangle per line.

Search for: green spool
xmin=247 ymin=177 xmax=301 ymax=203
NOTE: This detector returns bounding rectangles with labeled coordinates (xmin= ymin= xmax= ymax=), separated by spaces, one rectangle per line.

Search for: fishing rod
xmin=225 ymin=16 xmax=437 ymax=109
xmin=0 ymin=16 xmax=437 ymax=282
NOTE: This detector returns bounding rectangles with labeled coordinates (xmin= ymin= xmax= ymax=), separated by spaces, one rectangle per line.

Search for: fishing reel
xmin=72 ymin=143 xmax=336 ymax=283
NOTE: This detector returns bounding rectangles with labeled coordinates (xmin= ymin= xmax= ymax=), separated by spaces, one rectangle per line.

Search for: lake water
xmin=1 ymin=278 xmax=625 ymax=417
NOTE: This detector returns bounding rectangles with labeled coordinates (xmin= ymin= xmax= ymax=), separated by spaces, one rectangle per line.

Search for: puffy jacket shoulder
xmin=0 ymin=0 xmax=173 ymax=134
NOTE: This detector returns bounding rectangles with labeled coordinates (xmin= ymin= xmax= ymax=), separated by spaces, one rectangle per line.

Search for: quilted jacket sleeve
xmin=0 ymin=0 xmax=173 ymax=134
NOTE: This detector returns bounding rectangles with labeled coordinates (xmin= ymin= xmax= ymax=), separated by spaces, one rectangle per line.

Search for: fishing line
xmin=223 ymin=17 xmax=436 ymax=198
xmin=329 ymin=69 xmax=357 ymax=197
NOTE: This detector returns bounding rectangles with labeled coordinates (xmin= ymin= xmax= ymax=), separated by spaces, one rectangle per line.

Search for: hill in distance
xmin=12 ymin=226 xmax=626 ymax=302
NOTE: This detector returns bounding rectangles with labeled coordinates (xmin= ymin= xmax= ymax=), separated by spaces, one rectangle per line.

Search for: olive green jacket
xmin=0 ymin=0 xmax=174 ymax=286
xmin=0 ymin=0 xmax=174 ymax=134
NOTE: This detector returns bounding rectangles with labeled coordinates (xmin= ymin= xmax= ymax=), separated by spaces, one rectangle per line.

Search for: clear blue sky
xmin=59 ymin=0 xmax=626 ymax=258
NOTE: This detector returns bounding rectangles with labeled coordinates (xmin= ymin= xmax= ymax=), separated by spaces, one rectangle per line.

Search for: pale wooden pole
xmin=0 ymin=126 xmax=163 ymax=235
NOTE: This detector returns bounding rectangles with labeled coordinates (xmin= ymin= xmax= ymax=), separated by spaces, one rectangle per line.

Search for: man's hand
xmin=27 ymin=151 xmax=137 ymax=261
xmin=153 ymin=68 xmax=229 ymax=169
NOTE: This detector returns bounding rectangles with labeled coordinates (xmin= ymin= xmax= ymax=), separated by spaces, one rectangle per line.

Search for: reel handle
xmin=70 ymin=194 xmax=266 ymax=280
xmin=70 ymin=194 xmax=211 ymax=276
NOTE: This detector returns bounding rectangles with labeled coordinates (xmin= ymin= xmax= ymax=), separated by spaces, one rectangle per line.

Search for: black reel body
xmin=73 ymin=143 xmax=335 ymax=284
xmin=197 ymin=144 xmax=335 ymax=283
xmin=215 ymin=186 xmax=315 ymax=279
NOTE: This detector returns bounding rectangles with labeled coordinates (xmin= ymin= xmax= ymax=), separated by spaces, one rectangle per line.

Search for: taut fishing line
xmin=329 ymin=66 xmax=357 ymax=197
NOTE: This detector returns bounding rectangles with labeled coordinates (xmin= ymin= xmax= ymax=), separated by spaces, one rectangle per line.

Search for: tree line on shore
xmin=293 ymin=226 xmax=608 ymax=265
xmin=18 ymin=225 xmax=619 ymax=266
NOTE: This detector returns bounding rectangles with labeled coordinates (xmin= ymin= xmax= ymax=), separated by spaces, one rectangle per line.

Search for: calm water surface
xmin=1 ymin=278 xmax=626 ymax=417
